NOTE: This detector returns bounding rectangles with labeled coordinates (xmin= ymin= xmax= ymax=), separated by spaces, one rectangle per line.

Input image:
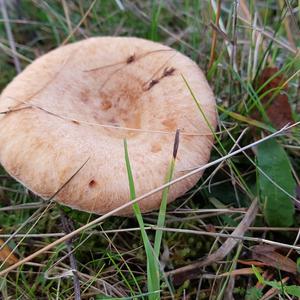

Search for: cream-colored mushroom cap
xmin=0 ymin=37 xmax=216 ymax=215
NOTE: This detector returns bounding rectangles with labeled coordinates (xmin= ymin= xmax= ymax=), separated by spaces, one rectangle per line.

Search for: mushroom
xmin=0 ymin=37 xmax=216 ymax=215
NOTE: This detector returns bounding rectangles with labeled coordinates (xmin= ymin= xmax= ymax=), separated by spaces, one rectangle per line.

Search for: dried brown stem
xmin=208 ymin=0 xmax=221 ymax=70
xmin=167 ymin=198 xmax=259 ymax=284
xmin=0 ymin=0 xmax=21 ymax=73
xmin=60 ymin=210 xmax=81 ymax=300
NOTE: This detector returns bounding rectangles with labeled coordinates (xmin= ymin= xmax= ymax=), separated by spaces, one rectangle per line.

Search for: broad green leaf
xmin=263 ymin=281 xmax=300 ymax=297
xmin=245 ymin=287 xmax=263 ymax=300
xmin=257 ymin=139 xmax=296 ymax=226
xmin=264 ymin=280 xmax=282 ymax=290
xmin=284 ymin=285 xmax=300 ymax=297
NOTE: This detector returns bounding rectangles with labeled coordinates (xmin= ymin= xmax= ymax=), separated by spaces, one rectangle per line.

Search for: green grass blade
xmin=257 ymin=139 xmax=296 ymax=227
xmin=124 ymin=140 xmax=160 ymax=300
xmin=149 ymin=0 xmax=162 ymax=41
xmin=182 ymin=75 xmax=253 ymax=197
xmin=154 ymin=130 xmax=179 ymax=256
xmin=218 ymin=105 xmax=274 ymax=132
xmin=106 ymin=252 xmax=136 ymax=298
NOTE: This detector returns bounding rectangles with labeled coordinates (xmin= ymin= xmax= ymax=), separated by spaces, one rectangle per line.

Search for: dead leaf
xmin=221 ymin=267 xmax=257 ymax=277
xmin=265 ymin=94 xmax=293 ymax=128
xmin=205 ymin=224 xmax=216 ymax=233
xmin=251 ymin=245 xmax=297 ymax=274
xmin=257 ymin=67 xmax=287 ymax=96
xmin=167 ymin=199 xmax=259 ymax=285
xmin=0 ymin=239 xmax=19 ymax=266
xmin=253 ymin=67 xmax=293 ymax=129
xmin=238 ymin=259 xmax=267 ymax=267
xmin=202 ymin=267 xmax=260 ymax=279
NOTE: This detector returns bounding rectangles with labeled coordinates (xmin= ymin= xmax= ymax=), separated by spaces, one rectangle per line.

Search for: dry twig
xmin=60 ymin=211 xmax=81 ymax=300
xmin=208 ymin=0 xmax=221 ymax=70
xmin=166 ymin=198 xmax=259 ymax=284
xmin=0 ymin=0 xmax=21 ymax=73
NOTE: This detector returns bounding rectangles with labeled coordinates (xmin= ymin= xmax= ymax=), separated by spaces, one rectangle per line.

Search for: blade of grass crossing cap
xmin=154 ymin=129 xmax=179 ymax=256
xmin=124 ymin=139 xmax=160 ymax=300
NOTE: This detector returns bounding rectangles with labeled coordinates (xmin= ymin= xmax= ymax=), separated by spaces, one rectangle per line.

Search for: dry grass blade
xmin=3 ymin=96 xmax=210 ymax=136
xmin=210 ymin=0 xmax=236 ymax=71
xmin=167 ymin=198 xmax=259 ymax=284
xmin=0 ymin=205 xmax=49 ymax=253
xmin=251 ymin=245 xmax=297 ymax=274
xmin=238 ymin=0 xmax=298 ymax=54
xmin=0 ymin=201 xmax=46 ymax=211
xmin=280 ymin=0 xmax=296 ymax=49
xmin=0 ymin=0 xmax=21 ymax=73
xmin=123 ymin=0 xmax=204 ymax=56
xmin=61 ymin=0 xmax=96 ymax=45
xmin=60 ymin=211 xmax=81 ymax=300
xmin=208 ymin=0 xmax=221 ymax=69
xmin=201 ymin=267 xmax=257 ymax=279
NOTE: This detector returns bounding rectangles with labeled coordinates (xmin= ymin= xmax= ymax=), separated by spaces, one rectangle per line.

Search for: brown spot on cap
xmin=151 ymin=143 xmax=162 ymax=153
xmin=108 ymin=117 xmax=117 ymax=124
xmin=89 ymin=179 xmax=97 ymax=187
xmin=101 ymin=100 xmax=112 ymax=111
xmin=80 ymin=89 xmax=90 ymax=102
xmin=126 ymin=54 xmax=135 ymax=64
xmin=162 ymin=118 xmax=176 ymax=131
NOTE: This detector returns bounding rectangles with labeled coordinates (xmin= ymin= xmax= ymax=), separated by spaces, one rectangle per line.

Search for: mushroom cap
xmin=0 ymin=37 xmax=216 ymax=215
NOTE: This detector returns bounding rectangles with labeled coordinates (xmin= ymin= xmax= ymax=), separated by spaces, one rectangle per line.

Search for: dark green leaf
xmin=245 ymin=287 xmax=263 ymax=300
xmin=284 ymin=285 xmax=300 ymax=297
xmin=257 ymin=139 xmax=296 ymax=226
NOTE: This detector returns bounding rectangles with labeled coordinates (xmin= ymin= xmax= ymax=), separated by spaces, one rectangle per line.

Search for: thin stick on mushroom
xmin=166 ymin=198 xmax=259 ymax=284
